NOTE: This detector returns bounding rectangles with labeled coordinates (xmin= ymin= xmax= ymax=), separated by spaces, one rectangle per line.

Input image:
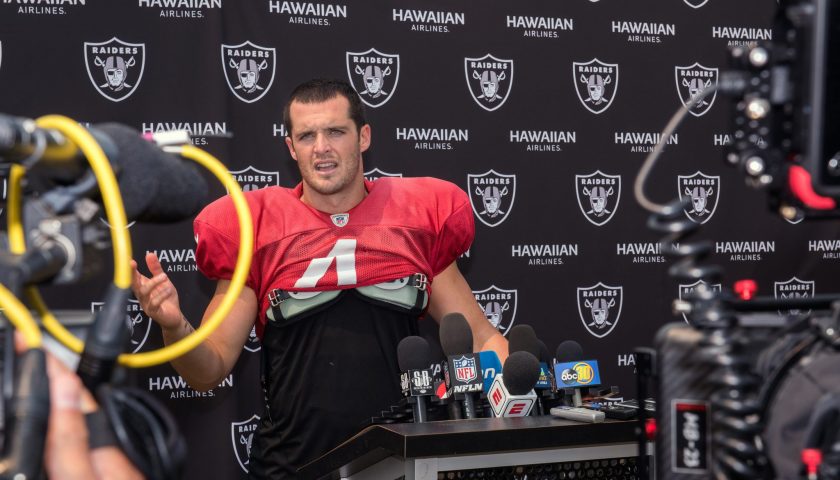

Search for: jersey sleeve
xmin=431 ymin=180 xmax=475 ymax=275
xmin=193 ymin=195 xmax=257 ymax=289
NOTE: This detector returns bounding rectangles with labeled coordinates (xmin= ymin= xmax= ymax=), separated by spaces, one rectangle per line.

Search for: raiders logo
xmin=684 ymin=0 xmax=710 ymax=7
xmin=364 ymin=167 xmax=402 ymax=182
xmin=774 ymin=277 xmax=815 ymax=316
xmin=467 ymin=170 xmax=516 ymax=227
xmin=573 ymin=58 xmax=618 ymax=114
xmin=221 ymin=41 xmax=276 ymax=104
xmin=577 ymin=282 xmax=623 ymax=339
xmin=675 ymin=63 xmax=718 ymax=117
xmin=243 ymin=325 xmax=261 ymax=353
xmin=575 ymin=171 xmax=621 ymax=226
xmin=84 ymin=37 xmax=146 ymax=102
xmin=678 ymin=171 xmax=720 ymax=224
xmin=678 ymin=280 xmax=722 ymax=323
xmin=473 ymin=285 xmax=518 ymax=336
xmin=346 ymin=48 xmax=400 ymax=108
xmin=231 ymin=414 xmax=260 ymax=473
xmin=91 ymin=299 xmax=151 ymax=353
xmin=465 ymin=54 xmax=514 ymax=112
xmin=228 ymin=165 xmax=280 ymax=192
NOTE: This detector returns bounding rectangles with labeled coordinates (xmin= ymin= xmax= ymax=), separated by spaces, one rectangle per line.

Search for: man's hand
xmin=130 ymin=252 xmax=184 ymax=331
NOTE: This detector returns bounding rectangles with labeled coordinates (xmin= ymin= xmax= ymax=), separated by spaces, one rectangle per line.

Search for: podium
xmin=298 ymin=416 xmax=644 ymax=480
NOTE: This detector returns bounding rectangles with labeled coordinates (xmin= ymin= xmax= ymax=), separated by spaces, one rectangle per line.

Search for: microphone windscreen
xmin=439 ymin=312 xmax=473 ymax=356
xmin=507 ymin=324 xmax=540 ymax=358
xmin=537 ymin=339 xmax=551 ymax=364
xmin=94 ymin=123 xmax=208 ymax=223
xmin=555 ymin=340 xmax=584 ymax=363
xmin=397 ymin=336 xmax=432 ymax=371
xmin=502 ymin=351 xmax=541 ymax=395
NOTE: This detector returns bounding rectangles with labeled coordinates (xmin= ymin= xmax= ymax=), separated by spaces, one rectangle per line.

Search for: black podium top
xmin=298 ymin=416 xmax=638 ymax=479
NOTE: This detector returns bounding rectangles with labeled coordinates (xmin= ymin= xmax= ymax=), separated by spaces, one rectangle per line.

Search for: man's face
xmin=106 ymin=68 xmax=124 ymax=87
xmin=240 ymin=70 xmax=257 ymax=89
xmin=285 ymin=96 xmax=370 ymax=198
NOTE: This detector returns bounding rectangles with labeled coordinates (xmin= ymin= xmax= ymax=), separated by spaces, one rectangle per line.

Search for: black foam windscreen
xmin=439 ymin=312 xmax=473 ymax=356
xmin=502 ymin=351 xmax=541 ymax=395
xmin=397 ymin=336 xmax=432 ymax=371
xmin=555 ymin=340 xmax=584 ymax=363
xmin=94 ymin=123 xmax=209 ymax=223
xmin=507 ymin=324 xmax=540 ymax=359
xmin=537 ymin=339 xmax=551 ymax=364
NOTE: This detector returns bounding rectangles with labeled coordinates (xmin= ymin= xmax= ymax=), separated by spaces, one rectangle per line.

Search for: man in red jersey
xmin=131 ymin=79 xmax=507 ymax=478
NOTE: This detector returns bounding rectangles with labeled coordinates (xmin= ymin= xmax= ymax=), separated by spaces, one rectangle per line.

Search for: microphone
xmin=508 ymin=324 xmax=551 ymax=414
xmin=439 ymin=313 xmax=483 ymax=419
xmin=478 ymin=350 xmax=502 ymax=394
xmin=397 ymin=336 xmax=434 ymax=423
xmin=553 ymin=340 xmax=602 ymax=407
xmin=487 ymin=351 xmax=540 ymax=418
xmin=1 ymin=116 xmax=208 ymax=223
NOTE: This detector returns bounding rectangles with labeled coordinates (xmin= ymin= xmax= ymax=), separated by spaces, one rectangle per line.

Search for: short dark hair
xmin=282 ymin=78 xmax=367 ymax=136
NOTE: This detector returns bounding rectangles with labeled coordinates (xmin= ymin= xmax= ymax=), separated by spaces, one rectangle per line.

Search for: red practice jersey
xmin=194 ymin=177 xmax=474 ymax=337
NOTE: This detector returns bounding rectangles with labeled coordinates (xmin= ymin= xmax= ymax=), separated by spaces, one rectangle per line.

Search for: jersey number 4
xmin=293 ymin=239 xmax=357 ymax=288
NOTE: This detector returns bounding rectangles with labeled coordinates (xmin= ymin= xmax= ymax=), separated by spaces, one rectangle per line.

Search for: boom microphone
xmin=1 ymin=116 xmax=208 ymax=223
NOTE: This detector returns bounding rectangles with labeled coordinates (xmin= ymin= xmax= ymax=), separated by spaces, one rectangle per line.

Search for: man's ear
xmin=285 ymin=136 xmax=298 ymax=161
xmin=359 ymin=124 xmax=371 ymax=153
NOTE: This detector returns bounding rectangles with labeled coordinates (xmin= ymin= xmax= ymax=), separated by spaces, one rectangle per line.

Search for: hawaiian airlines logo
xmin=684 ymin=0 xmax=709 ymax=7
xmin=577 ymin=282 xmax=623 ymax=339
xmin=468 ymin=170 xmax=516 ymax=227
xmin=775 ymin=277 xmax=815 ymax=315
xmin=346 ymin=48 xmax=400 ymax=108
xmin=364 ymin=168 xmax=402 ymax=182
xmin=675 ymin=63 xmax=718 ymax=117
xmin=91 ymin=299 xmax=150 ymax=353
xmin=231 ymin=414 xmax=260 ymax=473
xmin=473 ymin=285 xmax=518 ymax=336
xmin=678 ymin=172 xmax=720 ymax=224
xmin=465 ymin=54 xmax=514 ymax=112
xmin=84 ymin=37 xmax=145 ymax=102
xmin=678 ymin=280 xmax=722 ymax=323
xmin=222 ymin=41 xmax=276 ymax=103
xmin=575 ymin=171 xmax=621 ymax=226
xmin=574 ymin=59 xmax=618 ymax=114
xmin=229 ymin=165 xmax=280 ymax=192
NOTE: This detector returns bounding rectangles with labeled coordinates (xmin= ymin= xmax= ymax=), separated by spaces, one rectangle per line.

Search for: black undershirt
xmin=248 ymin=291 xmax=420 ymax=479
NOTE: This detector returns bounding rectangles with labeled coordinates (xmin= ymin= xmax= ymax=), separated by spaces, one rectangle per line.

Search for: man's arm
xmin=426 ymin=261 xmax=509 ymax=362
xmin=132 ymin=253 xmax=257 ymax=391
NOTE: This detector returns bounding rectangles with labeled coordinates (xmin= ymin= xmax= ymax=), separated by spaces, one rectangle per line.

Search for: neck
xmin=301 ymin=181 xmax=367 ymax=214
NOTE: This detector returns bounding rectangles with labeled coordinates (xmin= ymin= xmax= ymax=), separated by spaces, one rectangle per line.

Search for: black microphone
xmin=555 ymin=340 xmax=585 ymax=406
xmin=439 ymin=312 xmax=482 ymax=419
xmin=397 ymin=336 xmax=434 ymax=424
xmin=487 ymin=351 xmax=540 ymax=417
xmin=508 ymin=325 xmax=553 ymax=415
xmin=1 ymin=116 xmax=208 ymax=223
xmin=554 ymin=340 xmax=603 ymax=408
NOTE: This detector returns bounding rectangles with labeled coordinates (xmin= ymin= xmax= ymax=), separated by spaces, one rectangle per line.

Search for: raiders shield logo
xmin=346 ymin=48 xmax=400 ymax=108
xmin=91 ymin=299 xmax=150 ymax=353
xmin=364 ymin=168 xmax=402 ymax=182
xmin=231 ymin=414 xmax=260 ymax=473
xmin=84 ymin=37 xmax=145 ymax=102
xmin=678 ymin=280 xmax=722 ymax=323
xmin=468 ymin=170 xmax=516 ymax=227
xmin=243 ymin=325 xmax=261 ymax=353
xmin=221 ymin=41 xmax=276 ymax=104
xmin=577 ymin=282 xmax=623 ymax=339
xmin=575 ymin=171 xmax=621 ymax=226
xmin=453 ymin=355 xmax=478 ymax=383
xmin=228 ymin=165 xmax=280 ymax=192
xmin=465 ymin=54 xmax=514 ymax=112
xmin=678 ymin=171 xmax=720 ymax=224
xmin=774 ymin=277 xmax=815 ymax=316
xmin=573 ymin=58 xmax=618 ymax=114
xmin=684 ymin=0 xmax=710 ymax=7
xmin=473 ymin=285 xmax=518 ymax=336
xmin=675 ymin=63 xmax=718 ymax=117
